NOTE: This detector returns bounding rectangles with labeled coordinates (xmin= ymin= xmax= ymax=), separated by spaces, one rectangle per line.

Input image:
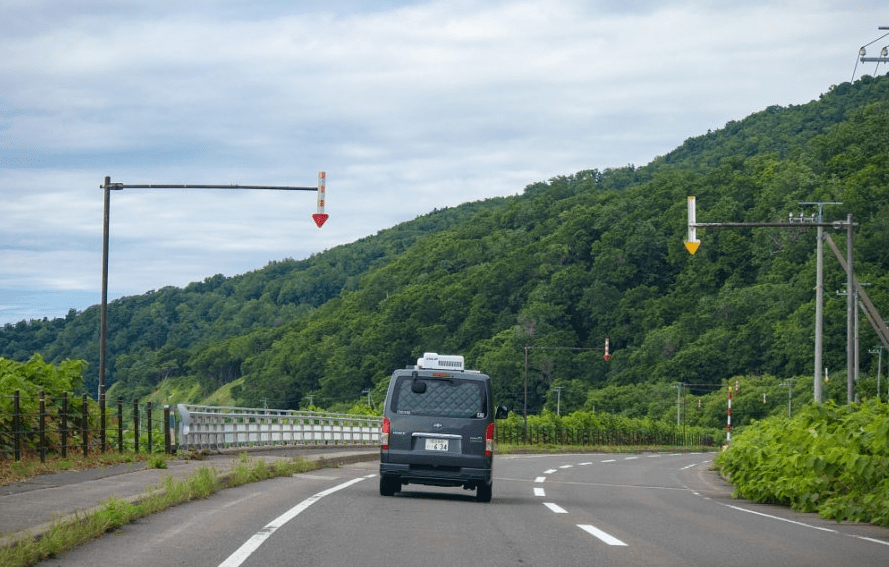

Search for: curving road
xmin=39 ymin=452 xmax=889 ymax=567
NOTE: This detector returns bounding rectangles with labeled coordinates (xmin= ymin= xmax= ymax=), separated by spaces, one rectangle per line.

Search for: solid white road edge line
xmin=718 ymin=503 xmax=889 ymax=547
xmin=218 ymin=475 xmax=370 ymax=567
xmin=723 ymin=504 xmax=837 ymax=534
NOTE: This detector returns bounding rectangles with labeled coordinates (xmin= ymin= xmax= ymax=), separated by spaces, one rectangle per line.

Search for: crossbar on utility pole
xmin=98 ymin=174 xmax=327 ymax=400
xmin=858 ymin=26 xmax=889 ymax=63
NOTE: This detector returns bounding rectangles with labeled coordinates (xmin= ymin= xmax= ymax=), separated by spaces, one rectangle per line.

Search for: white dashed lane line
xmin=529 ymin=454 xmax=718 ymax=548
xmin=533 ymin=459 xmax=627 ymax=547
xmin=578 ymin=524 xmax=628 ymax=546
xmin=544 ymin=502 xmax=569 ymax=514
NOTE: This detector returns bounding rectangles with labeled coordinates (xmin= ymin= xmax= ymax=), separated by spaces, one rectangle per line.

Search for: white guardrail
xmin=177 ymin=404 xmax=382 ymax=451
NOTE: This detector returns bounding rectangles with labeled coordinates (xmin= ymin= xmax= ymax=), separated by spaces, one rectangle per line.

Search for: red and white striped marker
xmin=726 ymin=385 xmax=732 ymax=443
xmin=312 ymin=171 xmax=329 ymax=228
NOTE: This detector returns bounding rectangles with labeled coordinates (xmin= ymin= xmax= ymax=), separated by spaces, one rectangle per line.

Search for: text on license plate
xmin=425 ymin=438 xmax=449 ymax=451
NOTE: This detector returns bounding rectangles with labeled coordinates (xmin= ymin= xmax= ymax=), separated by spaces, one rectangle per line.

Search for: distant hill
xmin=3 ymin=74 xmax=888 ymax=419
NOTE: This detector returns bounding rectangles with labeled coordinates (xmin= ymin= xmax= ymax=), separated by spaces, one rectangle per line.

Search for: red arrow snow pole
xmin=312 ymin=171 xmax=329 ymax=228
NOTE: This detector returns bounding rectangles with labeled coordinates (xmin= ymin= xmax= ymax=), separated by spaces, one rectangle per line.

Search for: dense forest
xmin=2 ymin=74 xmax=889 ymax=428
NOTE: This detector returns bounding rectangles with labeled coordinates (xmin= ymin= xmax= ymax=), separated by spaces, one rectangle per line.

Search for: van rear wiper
xmin=411 ymin=372 xmax=453 ymax=394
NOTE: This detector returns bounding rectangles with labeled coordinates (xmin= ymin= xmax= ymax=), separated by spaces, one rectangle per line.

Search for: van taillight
xmin=381 ymin=416 xmax=391 ymax=450
xmin=485 ymin=422 xmax=495 ymax=457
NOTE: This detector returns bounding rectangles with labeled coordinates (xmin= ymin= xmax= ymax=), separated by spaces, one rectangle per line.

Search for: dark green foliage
xmin=1 ymin=75 xmax=889 ymax=421
xmin=0 ymin=355 xmax=85 ymax=398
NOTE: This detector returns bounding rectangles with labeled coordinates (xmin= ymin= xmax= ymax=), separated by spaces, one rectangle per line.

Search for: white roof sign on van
xmin=417 ymin=352 xmax=464 ymax=371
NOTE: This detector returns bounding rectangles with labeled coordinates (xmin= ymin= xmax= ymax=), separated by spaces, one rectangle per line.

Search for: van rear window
xmin=392 ymin=376 xmax=486 ymax=418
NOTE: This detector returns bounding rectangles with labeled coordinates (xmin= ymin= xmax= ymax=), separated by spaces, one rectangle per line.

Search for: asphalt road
xmin=37 ymin=452 xmax=889 ymax=567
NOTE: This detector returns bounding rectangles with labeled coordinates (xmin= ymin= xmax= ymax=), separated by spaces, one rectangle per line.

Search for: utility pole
xmin=822 ymin=230 xmax=889 ymax=402
xmin=796 ymin=202 xmax=841 ymax=403
xmin=838 ymin=280 xmax=871 ymax=401
xmin=868 ymin=346 xmax=883 ymax=400
xmin=780 ymin=379 xmax=793 ymax=418
xmin=846 ymin=214 xmax=855 ymax=403
xmin=675 ymin=383 xmax=683 ymax=426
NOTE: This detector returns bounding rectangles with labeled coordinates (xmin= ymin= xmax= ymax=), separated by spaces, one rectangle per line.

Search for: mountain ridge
xmin=2 ymin=75 xmax=888 ymax=421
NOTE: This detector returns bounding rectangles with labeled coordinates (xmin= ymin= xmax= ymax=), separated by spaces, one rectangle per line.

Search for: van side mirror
xmin=495 ymin=405 xmax=509 ymax=419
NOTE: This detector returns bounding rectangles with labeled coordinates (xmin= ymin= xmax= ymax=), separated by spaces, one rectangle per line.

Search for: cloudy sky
xmin=1 ymin=0 xmax=885 ymax=325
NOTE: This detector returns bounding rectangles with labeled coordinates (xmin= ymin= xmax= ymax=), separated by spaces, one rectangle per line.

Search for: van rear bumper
xmin=380 ymin=460 xmax=493 ymax=488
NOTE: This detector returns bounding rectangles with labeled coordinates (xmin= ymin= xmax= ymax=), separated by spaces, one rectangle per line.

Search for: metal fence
xmin=0 ymin=390 xmax=382 ymax=462
xmin=496 ymin=423 xmax=716 ymax=447
xmin=176 ymin=404 xmax=381 ymax=450
xmin=0 ymin=389 xmax=174 ymax=461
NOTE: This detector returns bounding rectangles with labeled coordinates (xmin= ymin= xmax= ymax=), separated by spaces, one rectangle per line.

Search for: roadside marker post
xmin=684 ymin=196 xmax=700 ymax=255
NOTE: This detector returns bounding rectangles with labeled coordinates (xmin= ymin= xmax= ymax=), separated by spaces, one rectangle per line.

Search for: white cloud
xmin=0 ymin=0 xmax=884 ymax=323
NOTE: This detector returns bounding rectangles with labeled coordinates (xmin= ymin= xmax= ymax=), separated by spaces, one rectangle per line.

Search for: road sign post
xmin=99 ymin=173 xmax=327 ymax=400
xmin=683 ymin=197 xmax=866 ymax=404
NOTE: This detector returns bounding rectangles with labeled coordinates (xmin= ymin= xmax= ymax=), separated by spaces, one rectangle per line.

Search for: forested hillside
xmin=0 ymin=199 xmax=497 ymax=396
xmin=3 ymin=75 xmax=888 ymax=423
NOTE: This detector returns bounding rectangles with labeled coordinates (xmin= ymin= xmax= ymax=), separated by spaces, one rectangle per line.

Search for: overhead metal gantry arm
xmin=684 ymin=196 xmax=864 ymax=405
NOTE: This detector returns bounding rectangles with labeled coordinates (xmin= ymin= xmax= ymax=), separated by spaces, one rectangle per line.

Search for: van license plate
xmin=425 ymin=438 xmax=449 ymax=451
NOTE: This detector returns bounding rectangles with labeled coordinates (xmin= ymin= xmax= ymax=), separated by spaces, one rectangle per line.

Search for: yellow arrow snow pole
xmin=685 ymin=196 xmax=700 ymax=254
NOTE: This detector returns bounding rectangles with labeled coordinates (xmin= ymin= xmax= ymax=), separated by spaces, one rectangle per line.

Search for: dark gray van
xmin=379 ymin=353 xmax=508 ymax=502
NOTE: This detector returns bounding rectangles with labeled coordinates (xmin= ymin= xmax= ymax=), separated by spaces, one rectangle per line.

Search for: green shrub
xmin=716 ymin=400 xmax=889 ymax=525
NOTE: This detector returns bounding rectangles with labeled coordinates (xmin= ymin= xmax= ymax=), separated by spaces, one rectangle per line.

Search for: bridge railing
xmin=177 ymin=404 xmax=381 ymax=451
